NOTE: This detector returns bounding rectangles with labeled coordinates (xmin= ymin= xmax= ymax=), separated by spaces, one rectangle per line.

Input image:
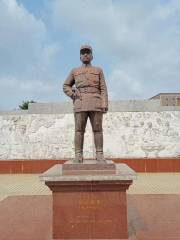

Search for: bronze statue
xmin=63 ymin=45 xmax=108 ymax=163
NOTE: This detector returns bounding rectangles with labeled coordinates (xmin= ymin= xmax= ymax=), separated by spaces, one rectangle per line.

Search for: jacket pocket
xmin=74 ymin=96 xmax=82 ymax=109
xmin=93 ymin=94 xmax=102 ymax=109
xmin=88 ymin=71 xmax=99 ymax=84
xmin=74 ymin=71 xmax=85 ymax=85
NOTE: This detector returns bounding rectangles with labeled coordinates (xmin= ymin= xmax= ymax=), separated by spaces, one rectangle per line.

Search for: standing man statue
xmin=63 ymin=45 xmax=108 ymax=163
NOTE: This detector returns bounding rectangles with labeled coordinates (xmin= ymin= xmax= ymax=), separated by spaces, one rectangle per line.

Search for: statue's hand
xmin=72 ymin=89 xmax=82 ymax=101
xmin=75 ymin=89 xmax=81 ymax=99
xmin=102 ymin=107 xmax=108 ymax=113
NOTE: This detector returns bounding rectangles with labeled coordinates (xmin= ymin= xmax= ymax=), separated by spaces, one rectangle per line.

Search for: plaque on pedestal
xmin=40 ymin=160 xmax=137 ymax=240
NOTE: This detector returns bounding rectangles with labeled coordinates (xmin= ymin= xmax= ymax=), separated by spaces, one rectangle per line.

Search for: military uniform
xmin=63 ymin=47 xmax=108 ymax=163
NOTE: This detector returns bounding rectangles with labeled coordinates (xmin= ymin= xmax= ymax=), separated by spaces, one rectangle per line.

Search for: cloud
xmin=1 ymin=0 xmax=180 ymax=110
xmin=50 ymin=0 xmax=180 ymax=99
xmin=108 ymin=69 xmax=143 ymax=100
xmin=0 ymin=0 xmax=61 ymax=110
xmin=0 ymin=0 xmax=45 ymax=72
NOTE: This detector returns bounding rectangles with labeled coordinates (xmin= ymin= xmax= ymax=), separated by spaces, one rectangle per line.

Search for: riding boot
xmin=94 ymin=131 xmax=106 ymax=163
xmin=74 ymin=131 xmax=84 ymax=163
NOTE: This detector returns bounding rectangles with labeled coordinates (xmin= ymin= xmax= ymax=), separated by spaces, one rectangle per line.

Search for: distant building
xmin=150 ymin=93 xmax=180 ymax=106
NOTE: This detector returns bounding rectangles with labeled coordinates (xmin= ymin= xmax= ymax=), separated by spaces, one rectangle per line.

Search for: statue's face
xmin=80 ymin=49 xmax=93 ymax=64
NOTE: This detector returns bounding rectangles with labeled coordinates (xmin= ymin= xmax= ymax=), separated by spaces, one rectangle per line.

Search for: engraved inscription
xmin=78 ymin=198 xmax=101 ymax=210
xmin=69 ymin=216 xmax=113 ymax=224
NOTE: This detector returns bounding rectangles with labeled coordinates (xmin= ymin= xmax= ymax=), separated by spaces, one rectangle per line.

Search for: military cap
xmin=80 ymin=45 xmax=92 ymax=53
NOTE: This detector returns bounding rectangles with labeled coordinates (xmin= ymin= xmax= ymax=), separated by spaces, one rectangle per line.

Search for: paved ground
xmin=0 ymin=173 xmax=180 ymax=200
xmin=1 ymin=173 xmax=180 ymax=240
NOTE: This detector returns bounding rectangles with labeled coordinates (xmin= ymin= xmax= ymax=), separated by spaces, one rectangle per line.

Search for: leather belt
xmin=78 ymin=87 xmax=100 ymax=94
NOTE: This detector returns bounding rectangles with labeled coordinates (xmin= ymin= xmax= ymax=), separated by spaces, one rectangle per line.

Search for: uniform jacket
xmin=63 ymin=65 xmax=108 ymax=112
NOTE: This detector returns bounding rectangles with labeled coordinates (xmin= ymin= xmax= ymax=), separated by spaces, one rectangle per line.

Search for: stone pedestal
xmin=40 ymin=160 xmax=136 ymax=240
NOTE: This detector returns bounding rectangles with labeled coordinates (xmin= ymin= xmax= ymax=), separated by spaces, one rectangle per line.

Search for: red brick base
xmin=51 ymin=189 xmax=130 ymax=239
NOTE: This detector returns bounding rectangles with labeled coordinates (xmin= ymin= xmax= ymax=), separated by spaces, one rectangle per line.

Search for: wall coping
xmin=1 ymin=100 xmax=180 ymax=115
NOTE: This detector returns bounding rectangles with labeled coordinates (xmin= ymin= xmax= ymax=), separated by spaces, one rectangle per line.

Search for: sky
xmin=0 ymin=0 xmax=180 ymax=110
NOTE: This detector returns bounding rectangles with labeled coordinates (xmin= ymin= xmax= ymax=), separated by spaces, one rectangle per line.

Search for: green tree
xmin=19 ymin=100 xmax=36 ymax=110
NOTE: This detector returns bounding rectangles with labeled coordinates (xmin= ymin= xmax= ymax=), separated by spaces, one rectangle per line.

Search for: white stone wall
xmin=0 ymin=112 xmax=180 ymax=159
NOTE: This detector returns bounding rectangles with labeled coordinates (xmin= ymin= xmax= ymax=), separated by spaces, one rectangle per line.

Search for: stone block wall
xmin=0 ymin=111 xmax=180 ymax=159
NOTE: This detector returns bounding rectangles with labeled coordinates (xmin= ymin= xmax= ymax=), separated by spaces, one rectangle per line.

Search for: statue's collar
xmin=82 ymin=63 xmax=92 ymax=67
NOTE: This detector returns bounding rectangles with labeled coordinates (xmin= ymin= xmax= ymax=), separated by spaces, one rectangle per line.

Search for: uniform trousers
xmin=74 ymin=111 xmax=103 ymax=155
